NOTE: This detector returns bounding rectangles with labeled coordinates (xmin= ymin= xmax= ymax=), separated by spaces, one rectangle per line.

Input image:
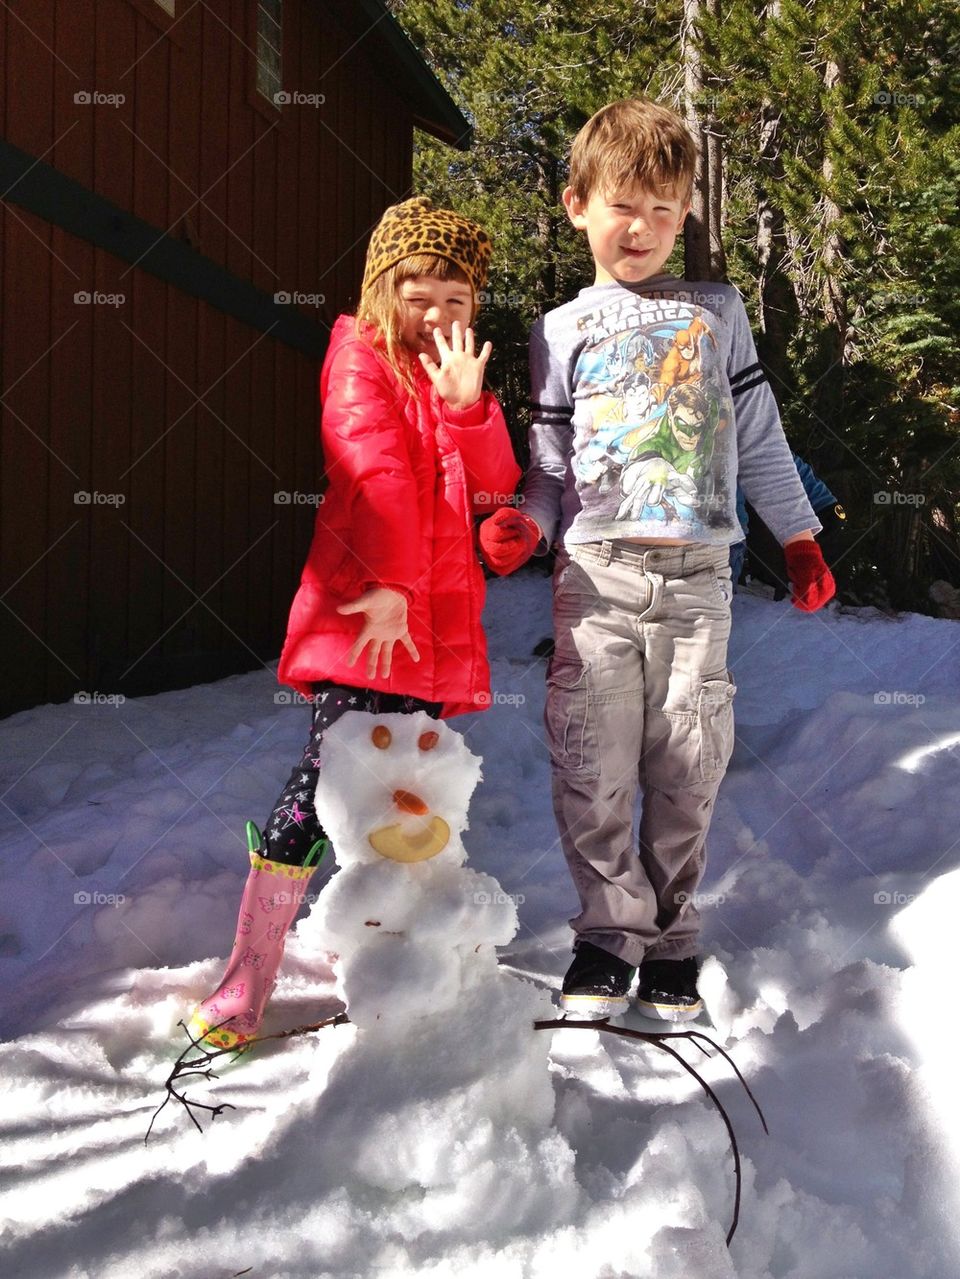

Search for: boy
xmin=480 ymin=98 xmax=834 ymax=1021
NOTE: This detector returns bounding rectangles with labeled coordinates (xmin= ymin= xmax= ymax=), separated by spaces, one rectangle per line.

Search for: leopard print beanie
xmin=360 ymin=196 xmax=492 ymax=304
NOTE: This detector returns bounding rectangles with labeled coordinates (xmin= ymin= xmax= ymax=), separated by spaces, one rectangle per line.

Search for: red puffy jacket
xmin=277 ymin=315 xmax=521 ymax=717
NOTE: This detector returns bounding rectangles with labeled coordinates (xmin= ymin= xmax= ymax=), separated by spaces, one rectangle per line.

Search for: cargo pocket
xmin=698 ymin=670 xmax=737 ymax=782
xmin=544 ymin=656 xmax=599 ymax=779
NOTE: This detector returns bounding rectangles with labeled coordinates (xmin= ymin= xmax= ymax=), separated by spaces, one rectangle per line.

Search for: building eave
xmin=335 ymin=0 xmax=472 ymax=150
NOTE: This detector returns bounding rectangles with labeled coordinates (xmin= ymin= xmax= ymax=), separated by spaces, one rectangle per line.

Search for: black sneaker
xmin=636 ymin=956 xmax=702 ymax=1023
xmin=559 ymin=941 xmax=637 ymax=1019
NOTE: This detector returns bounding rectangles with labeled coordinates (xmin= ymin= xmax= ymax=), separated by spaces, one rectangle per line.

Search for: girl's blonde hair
xmin=355 ymin=254 xmax=474 ymax=394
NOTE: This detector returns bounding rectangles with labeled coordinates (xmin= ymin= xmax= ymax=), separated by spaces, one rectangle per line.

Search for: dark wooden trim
xmin=0 ymin=137 xmax=329 ymax=359
xmin=122 ymin=0 xmax=188 ymax=46
xmin=331 ymin=0 xmax=472 ymax=150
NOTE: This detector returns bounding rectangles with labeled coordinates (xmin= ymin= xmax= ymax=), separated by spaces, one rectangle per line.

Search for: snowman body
xmin=291 ymin=709 xmax=578 ymax=1222
xmin=298 ymin=710 xmax=518 ymax=1032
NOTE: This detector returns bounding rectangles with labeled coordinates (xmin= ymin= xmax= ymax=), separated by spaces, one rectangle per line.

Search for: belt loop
xmin=596 ymin=539 xmax=612 ymax=567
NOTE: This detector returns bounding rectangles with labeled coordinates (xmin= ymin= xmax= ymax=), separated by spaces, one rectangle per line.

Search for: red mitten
xmin=784 ymin=539 xmax=836 ymax=612
xmin=479 ymin=509 xmax=542 ymax=576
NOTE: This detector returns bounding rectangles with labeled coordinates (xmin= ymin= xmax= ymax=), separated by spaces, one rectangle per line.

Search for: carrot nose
xmin=394 ymin=789 xmax=429 ymax=815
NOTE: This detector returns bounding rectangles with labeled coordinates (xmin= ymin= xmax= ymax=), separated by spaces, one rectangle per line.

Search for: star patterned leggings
xmin=261 ymin=681 xmax=443 ymax=866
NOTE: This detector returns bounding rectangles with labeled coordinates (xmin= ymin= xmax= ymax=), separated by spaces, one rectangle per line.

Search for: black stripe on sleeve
xmin=529 ymin=401 xmax=573 ymax=418
xmin=730 ymin=373 xmax=768 ymax=398
xmin=728 ymin=361 xmax=765 ymax=388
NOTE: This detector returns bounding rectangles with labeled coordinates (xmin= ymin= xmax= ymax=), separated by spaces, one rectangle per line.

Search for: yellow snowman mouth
xmin=368 ymin=815 xmax=451 ymax=862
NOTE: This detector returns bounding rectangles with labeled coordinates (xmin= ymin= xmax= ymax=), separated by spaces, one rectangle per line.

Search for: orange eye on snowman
xmin=370 ymin=724 xmax=439 ymax=753
xmin=366 ymin=723 xmax=450 ymax=862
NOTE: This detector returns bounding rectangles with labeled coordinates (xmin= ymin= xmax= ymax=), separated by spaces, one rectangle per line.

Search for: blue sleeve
xmin=792 ymin=453 xmax=837 ymax=512
xmin=735 ymin=485 xmax=749 ymax=535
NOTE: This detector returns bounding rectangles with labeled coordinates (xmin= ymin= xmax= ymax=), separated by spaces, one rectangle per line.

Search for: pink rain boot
xmin=188 ymin=821 xmax=327 ymax=1050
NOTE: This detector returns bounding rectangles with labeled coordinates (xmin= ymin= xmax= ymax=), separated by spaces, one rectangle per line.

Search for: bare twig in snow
xmin=146 ymin=1013 xmax=350 ymax=1141
xmin=534 ymin=1017 xmax=768 ymax=1245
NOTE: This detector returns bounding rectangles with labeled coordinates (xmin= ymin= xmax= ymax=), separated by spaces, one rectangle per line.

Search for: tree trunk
xmin=543 ymin=152 xmax=559 ymax=308
xmin=755 ymin=3 xmax=799 ymax=393
xmin=682 ymin=0 xmax=726 ymax=281
xmin=811 ymin=52 xmax=850 ymax=441
xmin=707 ymin=99 xmax=726 ymax=278
xmin=821 ymin=56 xmax=848 ymax=360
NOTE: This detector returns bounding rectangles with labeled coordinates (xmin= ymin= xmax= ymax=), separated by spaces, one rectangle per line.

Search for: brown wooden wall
xmin=0 ymin=0 xmax=416 ymax=716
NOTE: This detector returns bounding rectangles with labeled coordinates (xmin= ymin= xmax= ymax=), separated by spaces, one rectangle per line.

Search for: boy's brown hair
xmin=568 ymin=98 xmax=698 ymax=204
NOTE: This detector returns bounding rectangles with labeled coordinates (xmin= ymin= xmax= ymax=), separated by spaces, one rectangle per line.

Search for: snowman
xmin=288 ymin=709 xmax=579 ymax=1223
xmin=295 ymin=709 xmax=519 ymax=1033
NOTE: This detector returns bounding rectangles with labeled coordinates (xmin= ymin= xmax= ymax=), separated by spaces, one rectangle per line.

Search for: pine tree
xmin=387 ymin=0 xmax=960 ymax=610
xmin=387 ymin=0 xmax=684 ymax=456
xmin=683 ymin=0 xmax=960 ymax=606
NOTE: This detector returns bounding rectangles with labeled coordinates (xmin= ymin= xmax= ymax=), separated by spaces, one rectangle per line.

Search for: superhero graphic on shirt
xmin=573 ymin=296 xmax=732 ymax=531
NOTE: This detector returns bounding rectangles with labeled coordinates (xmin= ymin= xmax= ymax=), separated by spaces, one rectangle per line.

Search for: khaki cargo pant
xmin=545 ymin=539 xmax=736 ymax=967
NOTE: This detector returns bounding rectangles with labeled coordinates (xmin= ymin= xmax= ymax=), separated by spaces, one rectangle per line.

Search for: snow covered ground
xmin=2 ymin=572 xmax=959 ymax=1279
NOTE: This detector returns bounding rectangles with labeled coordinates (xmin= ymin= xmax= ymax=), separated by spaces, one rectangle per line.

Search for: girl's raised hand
xmin=419 ymin=321 xmax=492 ymax=411
xmin=337 ymin=586 xmax=420 ymax=680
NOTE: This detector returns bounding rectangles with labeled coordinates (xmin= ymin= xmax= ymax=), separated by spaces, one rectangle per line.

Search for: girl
xmin=190 ymin=197 xmax=520 ymax=1049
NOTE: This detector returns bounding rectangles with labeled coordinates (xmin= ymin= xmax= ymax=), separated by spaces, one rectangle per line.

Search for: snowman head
xmin=313 ymin=710 xmax=482 ymax=870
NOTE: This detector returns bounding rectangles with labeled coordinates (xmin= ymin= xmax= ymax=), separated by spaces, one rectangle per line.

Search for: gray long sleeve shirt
xmin=523 ymin=276 xmax=820 ymax=549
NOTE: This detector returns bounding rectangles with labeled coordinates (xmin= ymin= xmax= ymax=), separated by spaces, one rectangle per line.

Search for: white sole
xmin=559 ymin=992 xmax=629 ymax=1019
xmin=635 ymin=996 xmax=703 ymax=1023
